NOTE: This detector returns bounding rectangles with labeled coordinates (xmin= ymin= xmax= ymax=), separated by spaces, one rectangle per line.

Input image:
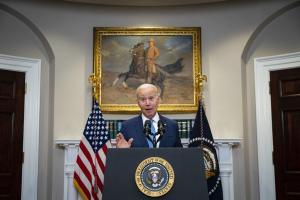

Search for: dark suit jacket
xmin=120 ymin=114 xmax=182 ymax=148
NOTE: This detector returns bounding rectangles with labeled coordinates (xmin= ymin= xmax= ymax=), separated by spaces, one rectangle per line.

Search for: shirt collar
xmin=141 ymin=113 xmax=159 ymax=124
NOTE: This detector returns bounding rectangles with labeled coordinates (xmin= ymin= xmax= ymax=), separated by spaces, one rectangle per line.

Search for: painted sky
xmin=101 ymin=35 xmax=194 ymax=76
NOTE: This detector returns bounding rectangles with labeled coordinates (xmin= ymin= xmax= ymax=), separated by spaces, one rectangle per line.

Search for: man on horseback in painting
xmin=112 ymin=38 xmax=184 ymax=99
xmin=146 ymin=38 xmax=160 ymax=83
xmin=129 ymin=42 xmax=145 ymax=76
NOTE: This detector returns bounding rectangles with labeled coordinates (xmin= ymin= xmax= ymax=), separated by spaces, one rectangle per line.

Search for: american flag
xmin=74 ymin=101 xmax=111 ymax=200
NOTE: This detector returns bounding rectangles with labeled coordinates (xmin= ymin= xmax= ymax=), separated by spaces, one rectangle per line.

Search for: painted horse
xmin=112 ymin=43 xmax=184 ymax=98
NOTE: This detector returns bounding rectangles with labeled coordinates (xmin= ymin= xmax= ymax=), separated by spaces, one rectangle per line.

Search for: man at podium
xmin=116 ymin=83 xmax=182 ymax=148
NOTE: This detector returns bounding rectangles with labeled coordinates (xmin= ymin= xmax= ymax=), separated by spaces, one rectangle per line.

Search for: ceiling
xmin=63 ymin=0 xmax=228 ymax=6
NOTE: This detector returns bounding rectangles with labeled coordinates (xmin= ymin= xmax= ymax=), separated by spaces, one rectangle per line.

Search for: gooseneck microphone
xmin=143 ymin=120 xmax=166 ymax=148
xmin=144 ymin=119 xmax=157 ymax=148
xmin=143 ymin=120 xmax=151 ymax=136
xmin=157 ymin=120 xmax=165 ymax=136
xmin=156 ymin=120 xmax=165 ymax=145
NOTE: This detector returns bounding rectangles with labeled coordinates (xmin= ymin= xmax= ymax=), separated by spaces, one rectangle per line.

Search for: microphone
xmin=157 ymin=120 xmax=165 ymax=136
xmin=144 ymin=120 xmax=158 ymax=148
xmin=156 ymin=120 xmax=166 ymax=145
xmin=144 ymin=120 xmax=166 ymax=148
xmin=144 ymin=120 xmax=151 ymax=136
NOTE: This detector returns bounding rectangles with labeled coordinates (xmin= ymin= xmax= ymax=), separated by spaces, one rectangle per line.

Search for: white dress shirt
xmin=141 ymin=113 xmax=160 ymax=147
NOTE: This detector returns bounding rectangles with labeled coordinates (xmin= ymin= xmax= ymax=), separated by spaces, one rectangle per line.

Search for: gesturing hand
xmin=116 ymin=133 xmax=133 ymax=148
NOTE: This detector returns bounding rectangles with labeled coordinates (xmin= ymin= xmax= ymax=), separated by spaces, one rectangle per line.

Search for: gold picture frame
xmin=92 ymin=27 xmax=201 ymax=113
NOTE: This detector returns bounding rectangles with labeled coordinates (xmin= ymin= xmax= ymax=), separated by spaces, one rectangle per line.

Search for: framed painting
xmin=92 ymin=27 xmax=202 ymax=113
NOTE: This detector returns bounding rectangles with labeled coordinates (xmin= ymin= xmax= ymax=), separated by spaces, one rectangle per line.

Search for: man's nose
xmin=145 ymin=99 xmax=150 ymax=105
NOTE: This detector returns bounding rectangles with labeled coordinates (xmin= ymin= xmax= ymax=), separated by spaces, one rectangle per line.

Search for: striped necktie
xmin=146 ymin=119 xmax=156 ymax=148
xmin=151 ymin=119 xmax=157 ymax=148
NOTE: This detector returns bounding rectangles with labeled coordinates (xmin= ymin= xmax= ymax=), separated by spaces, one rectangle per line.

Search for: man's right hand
xmin=116 ymin=133 xmax=133 ymax=148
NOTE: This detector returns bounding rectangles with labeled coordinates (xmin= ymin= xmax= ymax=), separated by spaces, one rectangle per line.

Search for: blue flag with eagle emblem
xmin=189 ymin=102 xmax=223 ymax=200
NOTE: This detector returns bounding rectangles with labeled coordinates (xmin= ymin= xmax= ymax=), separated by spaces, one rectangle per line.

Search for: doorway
xmin=0 ymin=69 xmax=25 ymax=199
xmin=270 ymin=67 xmax=300 ymax=199
xmin=0 ymin=54 xmax=40 ymax=200
xmin=254 ymin=52 xmax=300 ymax=200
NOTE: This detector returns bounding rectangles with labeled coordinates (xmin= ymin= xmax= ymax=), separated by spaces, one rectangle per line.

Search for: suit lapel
xmin=136 ymin=115 xmax=149 ymax=147
xmin=158 ymin=115 xmax=168 ymax=147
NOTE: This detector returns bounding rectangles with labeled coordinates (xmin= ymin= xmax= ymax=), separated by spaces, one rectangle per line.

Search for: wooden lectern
xmin=103 ymin=148 xmax=209 ymax=200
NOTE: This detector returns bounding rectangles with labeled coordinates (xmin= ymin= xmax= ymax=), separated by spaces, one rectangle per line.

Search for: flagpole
xmin=89 ymin=72 xmax=100 ymax=195
xmin=196 ymin=74 xmax=207 ymax=147
xmin=74 ymin=71 xmax=111 ymax=199
xmin=89 ymin=73 xmax=100 ymax=103
xmin=196 ymin=73 xmax=207 ymax=102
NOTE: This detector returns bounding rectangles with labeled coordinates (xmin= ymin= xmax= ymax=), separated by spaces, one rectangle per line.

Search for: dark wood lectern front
xmin=103 ymin=148 xmax=209 ymax=200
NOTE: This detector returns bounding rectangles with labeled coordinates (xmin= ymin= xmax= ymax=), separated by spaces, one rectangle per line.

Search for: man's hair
xmin=136 ymin=84 xmax=160 ymax=98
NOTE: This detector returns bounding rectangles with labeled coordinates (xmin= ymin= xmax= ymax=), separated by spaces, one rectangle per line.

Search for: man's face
xmin=137 ymin=87 xmax=160 ymax=119
xmin=149 ymin=41 xmax=154 ymax=47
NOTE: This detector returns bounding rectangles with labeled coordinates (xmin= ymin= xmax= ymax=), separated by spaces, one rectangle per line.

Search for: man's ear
xmin=137 ymin=99 xmax=142 ymax=108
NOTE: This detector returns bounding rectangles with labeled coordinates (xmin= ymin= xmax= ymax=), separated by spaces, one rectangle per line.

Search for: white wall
xmin=0 ymin=5 xmax=53 ymax=200
xmin=243 ymin=5 xmax=300 ymax=200
xmin=1 ymin=0 xmax=292 ymax=140
xmin=0 ymin=0 xmax=299 ymax=199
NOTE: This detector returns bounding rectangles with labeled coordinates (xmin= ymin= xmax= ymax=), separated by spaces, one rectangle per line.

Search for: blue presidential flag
xmin=189 ymin=102 xmax=223 ymax=200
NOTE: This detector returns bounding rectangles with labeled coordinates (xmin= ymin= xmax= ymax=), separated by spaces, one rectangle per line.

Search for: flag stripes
xmin=74 ymin=173 xmax=91 ymax=200
xmin=74 ymin=101 xmax=111 ymax=200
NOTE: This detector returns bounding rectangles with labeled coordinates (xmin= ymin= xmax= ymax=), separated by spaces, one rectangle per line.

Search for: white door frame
xmin=0 ymin=54 xmax=40 ymax=200
xmin=254 ymin=51 xmax=300 ymax=200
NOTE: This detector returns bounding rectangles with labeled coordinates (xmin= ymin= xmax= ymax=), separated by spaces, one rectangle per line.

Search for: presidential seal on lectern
xmin=135 ymin=157 xmax=175 ymax=197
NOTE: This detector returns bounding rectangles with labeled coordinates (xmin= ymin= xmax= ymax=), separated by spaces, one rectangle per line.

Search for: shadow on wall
xmin=241 ymin=1 xmax=300 ymax=63
xmin=0 ymin=2 xmax=56 ymax=200
xmin=240 ymin=1 xmax=300 ymax=200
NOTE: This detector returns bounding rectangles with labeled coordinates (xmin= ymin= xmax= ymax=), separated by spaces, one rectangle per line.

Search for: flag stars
xmin=74 ymin=101 xmax=110 ymax=199
xmin=82 ymin=102 xmax=110 ymax=152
